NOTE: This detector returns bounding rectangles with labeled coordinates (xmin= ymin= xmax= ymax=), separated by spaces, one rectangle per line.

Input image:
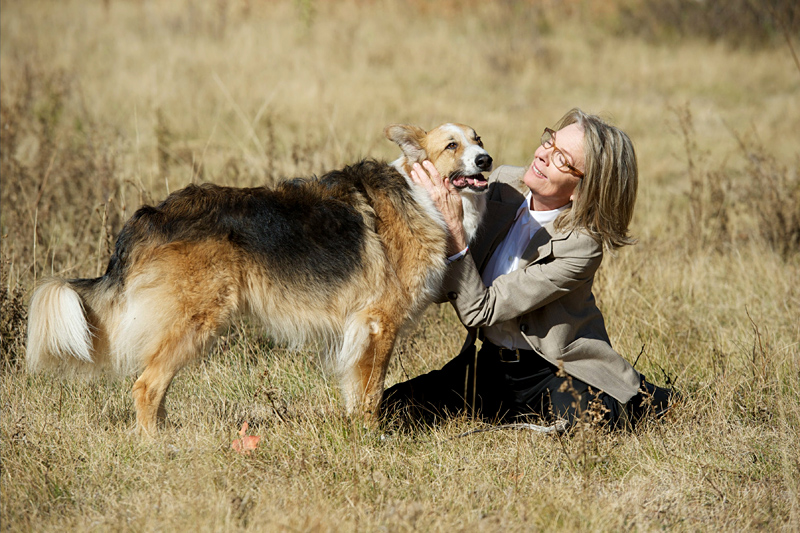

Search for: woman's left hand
xmin=410 ymin=160 xmax=468 ymax=254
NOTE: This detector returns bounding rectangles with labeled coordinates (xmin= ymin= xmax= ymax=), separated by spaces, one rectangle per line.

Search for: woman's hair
xmin=553 ymin=108 xmax=638 ymax=251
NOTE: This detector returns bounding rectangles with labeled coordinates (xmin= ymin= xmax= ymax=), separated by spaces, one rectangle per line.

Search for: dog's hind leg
xmin=124 ymin=241 xmax=241 ymax=436
xmin=132 ymin=357 xmax=181 ymax=437
xmin=130 ymin=324 xmax=217 ymax=436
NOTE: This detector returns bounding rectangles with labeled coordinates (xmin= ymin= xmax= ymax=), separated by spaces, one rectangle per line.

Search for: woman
xmin=380 ymin=108 xmax=674 ymax=429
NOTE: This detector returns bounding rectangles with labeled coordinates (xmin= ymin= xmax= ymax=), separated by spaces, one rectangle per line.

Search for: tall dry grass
xmin=1 ymin=1 xmax=799 ymax=531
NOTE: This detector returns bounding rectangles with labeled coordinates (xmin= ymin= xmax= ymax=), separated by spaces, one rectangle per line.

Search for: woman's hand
xmin=409 ymin=161 xmax=468 ymax=254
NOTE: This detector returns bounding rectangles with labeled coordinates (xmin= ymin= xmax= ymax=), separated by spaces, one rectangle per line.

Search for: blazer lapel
xmin=518 ymin=222 xmax=573 ymax=269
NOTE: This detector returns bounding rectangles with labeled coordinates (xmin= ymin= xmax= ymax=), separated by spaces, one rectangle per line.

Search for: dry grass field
xmin=2 ymin=1 xmax=799 ymax=531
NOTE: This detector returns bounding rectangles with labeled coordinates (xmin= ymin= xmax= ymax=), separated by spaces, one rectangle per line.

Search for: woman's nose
xmin=535 ymin=145 xmax=549 ymax=165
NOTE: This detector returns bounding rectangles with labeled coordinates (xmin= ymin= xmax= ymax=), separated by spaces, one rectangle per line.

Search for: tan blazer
xmin=441 ymin=165 xmax=641 ymax=403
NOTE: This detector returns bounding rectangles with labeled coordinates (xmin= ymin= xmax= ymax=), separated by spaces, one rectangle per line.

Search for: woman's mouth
xmin=532 ymin=162 xmax=547 ymax=179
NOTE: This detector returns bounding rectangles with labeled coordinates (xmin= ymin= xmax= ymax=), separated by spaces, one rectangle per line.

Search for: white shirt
xmin=481 ymin=192 xmax=567 ymax=349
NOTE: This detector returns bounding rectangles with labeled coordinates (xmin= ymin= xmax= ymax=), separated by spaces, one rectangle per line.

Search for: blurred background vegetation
xmin=615 ymin=0 xmax=799 ymax=47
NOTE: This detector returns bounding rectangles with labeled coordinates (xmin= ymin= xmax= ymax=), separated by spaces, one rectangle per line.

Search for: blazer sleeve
xmin=441 ymin=231 xmax=602 ymax=328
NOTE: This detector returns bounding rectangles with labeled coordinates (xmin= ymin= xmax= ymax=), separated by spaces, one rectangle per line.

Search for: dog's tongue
xmin=452 ymin=174 xmax=488 ymax=190
xmin=451 ymin=175 xmax=468 ymax=187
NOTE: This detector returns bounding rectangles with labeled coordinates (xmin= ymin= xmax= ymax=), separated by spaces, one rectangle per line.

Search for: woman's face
xmin=523 ymin=123 xmax=585 ymax=211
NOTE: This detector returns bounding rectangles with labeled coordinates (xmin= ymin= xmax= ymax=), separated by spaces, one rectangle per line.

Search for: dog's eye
xmin=475 ymin=136 xmax=483 ymax=147
xmin=446 ymin=142 xmax=458 ymax=150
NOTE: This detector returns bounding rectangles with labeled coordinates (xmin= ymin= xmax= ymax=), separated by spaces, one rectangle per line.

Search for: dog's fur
xmin=26 ymin=123 xmax=492 ymax=435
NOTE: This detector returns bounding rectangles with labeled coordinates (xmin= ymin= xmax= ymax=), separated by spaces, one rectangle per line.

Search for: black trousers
xmin=380 ymin=341 xmax=628 ymax=428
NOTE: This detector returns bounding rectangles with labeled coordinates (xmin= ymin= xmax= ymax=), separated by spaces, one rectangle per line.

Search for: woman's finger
xmin=410 ymin=164 xmax=433 ymax=191
xmin=422 ymin=160 xmax=443 ymax=185
xmin=420 ymin=160 xmax=461 ymax=197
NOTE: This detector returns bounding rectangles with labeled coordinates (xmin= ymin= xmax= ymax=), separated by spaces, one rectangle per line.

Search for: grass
xmin=2 ymin=0 xmax=799 ymax=531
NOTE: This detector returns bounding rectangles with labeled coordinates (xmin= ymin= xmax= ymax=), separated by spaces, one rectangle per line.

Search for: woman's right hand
xmin=409 ymin=160 xmax=468 ymax=254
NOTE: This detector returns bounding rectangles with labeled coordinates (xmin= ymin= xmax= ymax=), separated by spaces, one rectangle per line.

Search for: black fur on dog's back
xmin=105 ymin=160 xmax=412 ymax=289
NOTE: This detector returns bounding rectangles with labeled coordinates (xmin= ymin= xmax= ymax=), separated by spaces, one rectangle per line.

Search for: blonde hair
xmin=553 ymin=108 xmax=638 ymax=250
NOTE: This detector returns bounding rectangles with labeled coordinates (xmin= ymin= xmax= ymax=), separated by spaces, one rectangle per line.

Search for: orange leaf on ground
xmin=231 ymin=422 xmax=260 ymax=454
xmin=231 ymin=435 xmax=261 ymax=454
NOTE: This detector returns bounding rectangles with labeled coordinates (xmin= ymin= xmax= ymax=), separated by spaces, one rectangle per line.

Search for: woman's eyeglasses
xmin=541 ymin=128 xmax=584 ymax=178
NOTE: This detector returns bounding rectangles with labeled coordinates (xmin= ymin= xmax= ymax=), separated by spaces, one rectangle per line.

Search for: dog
xmin=26 ymin=123 xmax=492 ymax=436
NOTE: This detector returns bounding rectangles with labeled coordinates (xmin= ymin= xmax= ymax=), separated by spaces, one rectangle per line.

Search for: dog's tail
xmin=26 ymin=277 xmax=114 ymax=376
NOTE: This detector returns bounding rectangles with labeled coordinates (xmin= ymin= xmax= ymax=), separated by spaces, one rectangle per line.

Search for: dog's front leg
xmin=341 ymin=312 xmax=399 ymax=424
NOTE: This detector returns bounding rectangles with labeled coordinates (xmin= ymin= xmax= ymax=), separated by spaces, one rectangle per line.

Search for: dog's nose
xmin=475 ymin=154 xmax=493 ymax=171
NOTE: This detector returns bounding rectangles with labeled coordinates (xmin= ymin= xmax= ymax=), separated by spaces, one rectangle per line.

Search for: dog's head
xmin=385 ymin=123 xmax=492 ymax=193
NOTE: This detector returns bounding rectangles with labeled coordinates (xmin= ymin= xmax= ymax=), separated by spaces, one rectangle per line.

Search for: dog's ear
xmin=384 ymin=124 xmax=427 ymax=162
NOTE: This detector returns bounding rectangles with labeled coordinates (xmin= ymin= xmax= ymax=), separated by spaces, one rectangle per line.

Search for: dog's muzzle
xmin=451 ymin=152 xmax=492 ymax=192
